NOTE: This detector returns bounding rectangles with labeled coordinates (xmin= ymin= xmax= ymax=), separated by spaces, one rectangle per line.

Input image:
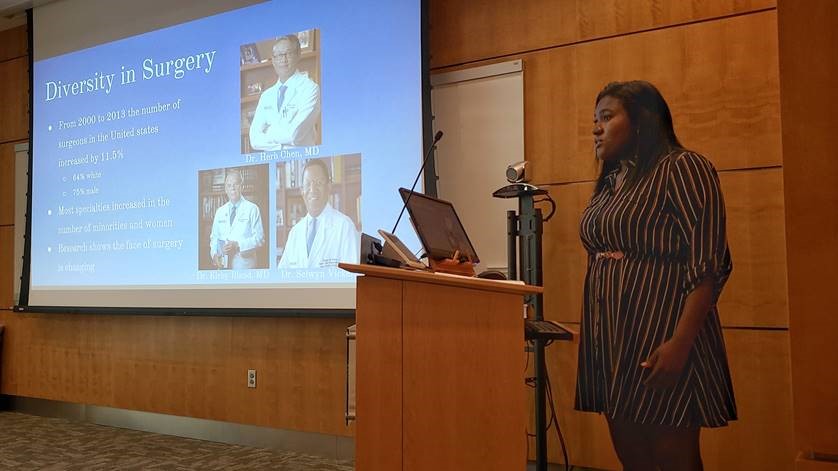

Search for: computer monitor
xmin=398 ymin=188 xmax=480 ymax=264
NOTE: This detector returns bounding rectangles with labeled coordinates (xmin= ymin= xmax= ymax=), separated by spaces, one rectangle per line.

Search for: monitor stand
xmin=428 ymin=257 xmax=475 ymax=277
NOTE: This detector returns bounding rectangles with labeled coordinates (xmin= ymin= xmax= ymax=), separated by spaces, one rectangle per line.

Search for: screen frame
xmin=16 ymin=0 xmax=432 ymax=318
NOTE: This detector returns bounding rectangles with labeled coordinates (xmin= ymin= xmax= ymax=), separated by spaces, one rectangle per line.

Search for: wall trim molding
xmin=431 ymin=59 xmax=521 ymax=87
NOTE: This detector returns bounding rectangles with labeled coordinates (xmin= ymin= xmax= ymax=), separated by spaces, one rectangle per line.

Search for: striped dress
xmin=575 ymin=150 xmax=737 ymax=428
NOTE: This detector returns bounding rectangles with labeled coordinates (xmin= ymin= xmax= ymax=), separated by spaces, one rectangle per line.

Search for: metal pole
xmin=532 ymin=208 xmax=547 ymax=471
xmin=507 ymin=210 xmax=518 ymax=280
xmin=494 ymin=184 xmax=551 ymax=470
xmin=518 ymin=195 xmax=543 ymax=320
xmin=534 ymin=208 xmax=544 ymax=318
xmin=517 ymin=195 xmax=548 ymax=470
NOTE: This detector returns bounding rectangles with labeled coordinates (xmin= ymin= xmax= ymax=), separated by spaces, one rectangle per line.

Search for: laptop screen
xmin=399 ymin=188 xmax=480 ymax=263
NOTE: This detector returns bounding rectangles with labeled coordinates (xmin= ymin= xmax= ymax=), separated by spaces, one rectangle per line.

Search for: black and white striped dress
xmin=575 ymin=150 xmax=737 ymax=428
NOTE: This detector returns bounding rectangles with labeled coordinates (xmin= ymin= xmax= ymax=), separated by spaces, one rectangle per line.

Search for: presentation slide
xmin=27 ymin=0 xmax=424 ymax=310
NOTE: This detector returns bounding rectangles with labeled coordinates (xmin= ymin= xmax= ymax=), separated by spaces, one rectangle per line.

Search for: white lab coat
xmin=249 ymin=70 xmax=320 ymax=150
xmin=278 ymin=203 xmax=359 ymax=269
xmin=210 ymin=197 xmax=265 ymax=269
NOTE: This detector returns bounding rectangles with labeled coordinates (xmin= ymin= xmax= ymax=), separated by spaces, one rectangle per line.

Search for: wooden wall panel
xmin=225 ymin=317 xmax=348 ymax=432
xmin=701 ymin=329 xmax=795 ymax=470
xmin=717 ymin=169 xmax=788 ymax=327
xmin=0 ymin=142 xmax=15 ymax=225
xmin=524 ymin=10 xmax=781 ymax=185
xmin=0 ymin=227 xmax=13 ymax=309
xmin=542 ymin=168 xmax=789 ymax=327
xmin=796 ymin=459 xmax=838 ymax=471
xmin=0 ymin=25 xmax=27 ymax=62
xmin=0 ymin=311 xmax=354 ymax=436
xmin=540 ymin=181 xmax=591 ymax=325
xmin=0 ymin=56 xmax=29 ymax=143
xmin=429 ymin=0 xmax=775 ymax=68
xmin=542 ymin=326 xmax=793 ymax=470
xmin=777 ymin=0 xmax=838 ymax=461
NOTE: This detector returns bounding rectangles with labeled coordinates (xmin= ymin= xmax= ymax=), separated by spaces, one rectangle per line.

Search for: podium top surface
xmin=339 ymin=263 xmax=543 ymax=296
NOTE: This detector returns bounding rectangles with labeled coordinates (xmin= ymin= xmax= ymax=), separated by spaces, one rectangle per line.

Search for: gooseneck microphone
xmin=390 ymin=130 xmax=444 ymax=234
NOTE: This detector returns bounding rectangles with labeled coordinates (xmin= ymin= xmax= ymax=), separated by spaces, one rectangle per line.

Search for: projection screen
xmin=22 ymin=0 xmax=427 ymax=313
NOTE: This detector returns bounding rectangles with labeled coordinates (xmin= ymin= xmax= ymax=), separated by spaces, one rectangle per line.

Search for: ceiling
xmin=0 ymin=0 xmax=58 ymax=30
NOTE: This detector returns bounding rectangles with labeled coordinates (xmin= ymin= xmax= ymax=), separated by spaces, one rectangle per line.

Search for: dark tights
xmin=606 ymin=418 xmax=703 ymax=471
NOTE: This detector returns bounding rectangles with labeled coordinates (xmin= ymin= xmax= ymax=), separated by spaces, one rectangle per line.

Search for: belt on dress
xmin=595 ymin=251 xmax=625 ymax=260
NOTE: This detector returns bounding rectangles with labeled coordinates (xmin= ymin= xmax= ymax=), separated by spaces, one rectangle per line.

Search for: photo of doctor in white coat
xmin=210 ymin=169 xmax=265 ymax=269
xmin=278 ymin=159 xmax=359 ymax=269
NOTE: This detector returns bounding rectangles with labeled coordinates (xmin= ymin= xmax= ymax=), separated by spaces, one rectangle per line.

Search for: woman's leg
xmin=606 ymin=418 xmax=656 ymax=471
xmin=650 ymin=424 xmax=702 ymax=471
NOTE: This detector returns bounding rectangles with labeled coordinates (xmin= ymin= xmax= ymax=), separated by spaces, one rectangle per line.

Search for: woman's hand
xmin=641 ymin=338 xmax=692 ymax=389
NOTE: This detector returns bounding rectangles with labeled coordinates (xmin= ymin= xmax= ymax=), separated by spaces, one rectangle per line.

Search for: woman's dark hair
xmin=594 ymin=81 xmax=683 ymax=194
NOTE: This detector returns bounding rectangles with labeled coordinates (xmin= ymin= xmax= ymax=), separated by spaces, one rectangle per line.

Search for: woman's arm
xmin=642 ymin=152 xmax=732 ymax=389
xmin=641 ymin=276 xmax=714 ymax=389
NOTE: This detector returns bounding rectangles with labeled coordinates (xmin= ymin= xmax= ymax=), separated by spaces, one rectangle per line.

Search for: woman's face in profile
xmin=593 ymin=95 xmax=632 ymax=162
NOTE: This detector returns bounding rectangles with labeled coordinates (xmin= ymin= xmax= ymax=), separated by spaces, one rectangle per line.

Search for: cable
xmin=524 ymin=343 xmax=542 ymax=464
xmin=544 ymin=363 xmax=571 ymax=471
xmin=533 ymin=194 xmax=557 ymax=221
xmin=524 ymin=344 xmax=534 ymax=460
xmin=524 ymin=340 xmax=532 ymax=374
xmin=527 ymin=338 xmax=573 ymax=470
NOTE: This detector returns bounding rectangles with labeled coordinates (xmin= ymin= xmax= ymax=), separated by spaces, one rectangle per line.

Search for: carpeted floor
xmin=0 ymin=412 xmax=354 ymax=470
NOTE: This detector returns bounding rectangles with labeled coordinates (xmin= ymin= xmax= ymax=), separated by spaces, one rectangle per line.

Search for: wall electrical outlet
xmin=247 ymin=369 xmax=257 ymax=388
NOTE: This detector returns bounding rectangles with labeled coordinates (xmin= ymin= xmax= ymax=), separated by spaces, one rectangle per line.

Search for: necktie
xmin=276 ymin=85 xmax=288 ymax=114
xmin=307 ymin=217 xmax=318 ymax=255
xmin=229 ymin=204 xmax=237 ymax=226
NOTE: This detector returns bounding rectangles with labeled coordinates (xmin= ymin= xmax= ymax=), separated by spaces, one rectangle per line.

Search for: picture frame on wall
xmin=240 ymin=43 xmax=260 ymax=65
xmin=246 ymin=81 xmax=262 ymax=96
xmin=297 ymin=29 xmax=315 ymax=53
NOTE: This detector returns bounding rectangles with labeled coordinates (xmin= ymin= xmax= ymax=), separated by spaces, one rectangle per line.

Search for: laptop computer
xmin=398 ymin=188 xmax=480 ymax=264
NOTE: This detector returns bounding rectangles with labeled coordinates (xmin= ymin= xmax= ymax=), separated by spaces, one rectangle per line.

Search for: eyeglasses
xmin=302 ymin=179 xmax=328 ymax=190
xmin=273 ymin=51 xmax=298 ymax=60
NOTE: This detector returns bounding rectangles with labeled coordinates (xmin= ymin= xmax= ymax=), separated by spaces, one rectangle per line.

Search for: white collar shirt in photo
xmin=249 ymin=70 xmax=320 ymax=150
xmin=278 ymin=203 xmax=359 ymax=269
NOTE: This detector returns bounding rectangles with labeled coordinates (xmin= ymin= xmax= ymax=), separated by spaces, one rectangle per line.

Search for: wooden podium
xmin=340 ymin=263 xmax=543 ymax=470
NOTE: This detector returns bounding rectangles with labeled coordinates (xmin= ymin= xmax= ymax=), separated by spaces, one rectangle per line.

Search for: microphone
xmin=391 ymin=130 xmax=444 ymax=234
